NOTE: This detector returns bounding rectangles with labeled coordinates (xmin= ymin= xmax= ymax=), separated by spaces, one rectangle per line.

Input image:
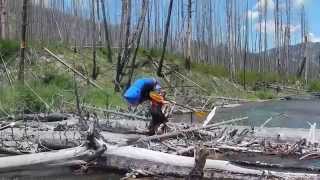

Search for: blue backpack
xmin=124 ymin=78 xmax=156 ymax=105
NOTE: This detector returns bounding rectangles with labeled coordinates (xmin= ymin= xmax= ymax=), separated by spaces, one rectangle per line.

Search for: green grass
xmin=191 ymin=63 xmax=229 ymax=78
xmin=255 ymin=90 xmax=275 ymax=100
xmin=237 ymin=71 xmax=281 ymax=87
xmin=0 ymin=39 xmax=19 ymax=60
xmin=308 ymin=80 xmax=320 ymax=92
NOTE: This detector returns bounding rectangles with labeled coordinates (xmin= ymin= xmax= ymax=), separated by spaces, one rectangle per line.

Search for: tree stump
xmin=186 ymin=145 xmax=209 ymax=180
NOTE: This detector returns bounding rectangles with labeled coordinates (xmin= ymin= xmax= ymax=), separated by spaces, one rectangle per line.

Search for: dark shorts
xmin=148 ymin=105 xmax=167 ymax=135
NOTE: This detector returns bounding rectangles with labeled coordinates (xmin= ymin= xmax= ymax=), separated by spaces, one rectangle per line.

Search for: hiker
xmin=149 ymin=90 xmax=169 ymax=135
xmin=124 ymin=77 xmax=168 ymax=135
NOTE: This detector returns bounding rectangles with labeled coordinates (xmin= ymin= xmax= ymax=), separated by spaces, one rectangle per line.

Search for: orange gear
xmin=149 ymin=91 xmax=165 ymax=104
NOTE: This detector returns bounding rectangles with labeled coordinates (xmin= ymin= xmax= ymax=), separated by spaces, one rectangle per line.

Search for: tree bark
xmin=157 ymin=0 xmax=174 ymax=76
xmin=18 ymin=0 xmax=28 ymax=83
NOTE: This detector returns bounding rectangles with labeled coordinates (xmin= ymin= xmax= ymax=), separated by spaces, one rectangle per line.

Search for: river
xmin=215 ymin=97 xmax=320 ymax=128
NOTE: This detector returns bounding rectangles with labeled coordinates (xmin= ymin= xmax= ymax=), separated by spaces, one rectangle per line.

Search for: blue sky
xmin=301 ymin=0 xmax=320 ymax=42
xmin=37 ymin=0 xmax=320 ymax=46
xmin=106 ymin=0 xmax=319 ymax=44
xmin=246 ymin=0 xmax=320 ymax=44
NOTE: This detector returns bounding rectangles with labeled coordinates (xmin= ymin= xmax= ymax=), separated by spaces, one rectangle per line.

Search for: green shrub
xmin=308 ymin=80 xmax=320 ymax=92
xmin=41 ymin=72 xmax=73 ymax=89
xmin=255 ymin=90 xmax=275 ymax=100
xmin=0 ymin=39 xmax=19 ymax=59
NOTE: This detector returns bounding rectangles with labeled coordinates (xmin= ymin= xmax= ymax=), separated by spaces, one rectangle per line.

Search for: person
xmin=124 ymin=77 xmax=167 ymax=135
xmin=148 ymin=90 xmax=168 ymax=135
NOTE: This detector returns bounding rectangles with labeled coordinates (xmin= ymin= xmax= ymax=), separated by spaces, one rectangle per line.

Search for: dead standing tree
xmin=185 ymin=0 xmax=192 ymax=71
xmin=100 ymin=0 xmax=113 ymax=63
xmin=127 ymin=0 xmax=149 ymax=87
xmin=18 ymin=0 xmax=28 ymax=83
xmin=157 ymin=0 xmax=174 ymax=77
xmin=91 ymin=0 xmax=98 ymax=80
xmin=115 ymin=0 xmax=131 ymax=92
xmin=114 ymin=0 xmax=149 ymax=91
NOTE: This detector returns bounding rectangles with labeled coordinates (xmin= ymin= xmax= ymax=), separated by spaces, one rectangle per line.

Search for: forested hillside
xmin=1 ymin=0 xmax=318 ymax=79
xmin=0 ymin=0 xmax=319 ymax=115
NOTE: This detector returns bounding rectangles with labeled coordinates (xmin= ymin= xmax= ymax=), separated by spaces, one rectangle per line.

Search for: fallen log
xmin=97 ymin=139 xmax=320 ymax=179
xmin=2 ymin=113 xmax=69 ymax=122
xmin=137 ymin=117 xmax=248 ymax=143
xmin=0 ymin=146 xmax=93 ymax=172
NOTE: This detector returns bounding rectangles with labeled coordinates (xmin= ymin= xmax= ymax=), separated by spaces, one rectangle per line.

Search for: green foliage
xmin=41 ymin=72 xmax=73 ymax=89
xmin=191 ymin=63 xmax=229 ymax=77
xmin=0 ymin=83 xmax=56 ymax=114
xmin=255 ymin=90 xmax=275 ymax=100
xmin=308 ymin=80 xmax=320 ymax=92
xmin=99 ymin=48 xmax=112 ymax=58
xmin=0 ymin=39 xmax=19 ymax=59
xmin=237 ymin=71 xmax=280 ymax=87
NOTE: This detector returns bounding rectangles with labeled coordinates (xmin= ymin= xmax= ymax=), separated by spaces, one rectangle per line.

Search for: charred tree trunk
xmin=91 ymin=0 xmax=98 ymax=80
xmin=100 ymin=0 xmax=112 ymax=63
xmin=115 ymin=0 xmax=131 ymax=92
xmin=18 ymin=0 xmax=28 ymax=83
xmin=157 ymin=0 xmax=173 ymax=77
xmin=185 ymin=0 xmax=192 ymax=71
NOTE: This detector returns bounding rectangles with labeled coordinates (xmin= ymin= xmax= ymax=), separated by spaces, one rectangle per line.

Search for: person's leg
xmin=148 ymin=105 xmax=163 ymax=135
xmin=148 ymin=114 xmax=157 ymax=135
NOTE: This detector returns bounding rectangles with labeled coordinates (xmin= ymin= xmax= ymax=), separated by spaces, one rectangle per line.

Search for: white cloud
xmin=309 ymin=33 xmax=320 ymax=42
xmin=255 ymin=20 xmax=300 ymax=34
xmin=255 ymin=20 xmax=275 ymax=34
xmin=254 ymin=0 xmax=275 ymax=11
xmin=295 ymin=0 xmax=307 ymax=7
xmin=247 ymin=10 xmax=259 ymax=21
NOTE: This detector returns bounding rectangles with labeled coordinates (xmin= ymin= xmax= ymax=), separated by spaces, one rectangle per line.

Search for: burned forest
xmin=1 ymin=0 xmax=320 ymax=179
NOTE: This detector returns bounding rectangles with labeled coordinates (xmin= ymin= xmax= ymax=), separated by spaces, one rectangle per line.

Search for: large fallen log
xmin=97 ymin=139 xmax=320 ymax=179
xmin=0 ymin=146 xmax=93 ymax=172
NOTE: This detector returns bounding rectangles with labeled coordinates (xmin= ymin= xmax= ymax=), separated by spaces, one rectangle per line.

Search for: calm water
xmin=215 ymin=98 xmax=320 ymax=128
xmin=0 ymin=167 xmax=122 ymax=180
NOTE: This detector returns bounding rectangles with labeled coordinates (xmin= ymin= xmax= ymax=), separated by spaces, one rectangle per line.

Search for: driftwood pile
xmin=0 ymin=112 xmax=320 ymax=179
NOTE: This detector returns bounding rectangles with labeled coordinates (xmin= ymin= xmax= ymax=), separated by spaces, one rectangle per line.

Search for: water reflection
xmin=0 ymin=167 xmax=121 ymax=180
